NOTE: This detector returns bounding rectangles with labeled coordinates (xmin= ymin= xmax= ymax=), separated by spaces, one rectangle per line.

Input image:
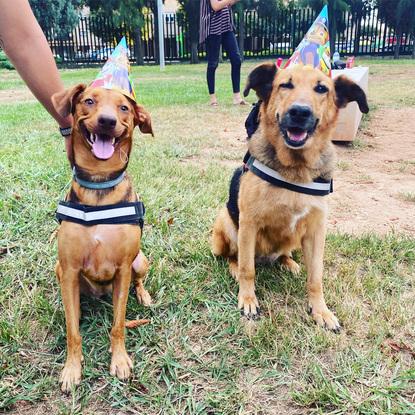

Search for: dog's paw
xmin=309 ymin=305 xmax=341 ymax=332
xmin=110 ymin=352 xmax=133 ymax=380
xmin=229 ymin=260 xmax=239 ymax=281
xmin=238 ymin=292 xmax=260 ymax=319
xmin=136 ymin=287 xmax=152 ymax=306
xmin=280 ymin=256 xmax=301 ymax=275
xmin=60 ymin=361 xmax=82 ymax=393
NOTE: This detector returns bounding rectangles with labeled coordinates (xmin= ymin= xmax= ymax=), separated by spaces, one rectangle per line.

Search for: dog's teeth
xmin=112 ymin=138 xmax=115 ymax=145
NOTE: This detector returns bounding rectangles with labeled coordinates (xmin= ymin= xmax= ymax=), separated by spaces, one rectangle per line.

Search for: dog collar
xmin=246 ymin=156 xmax=333 ymax=196
xmin=73 ymin=167 xmax=125 ymax=190
xmin=56 ymin=200 xmax=145 ymax=228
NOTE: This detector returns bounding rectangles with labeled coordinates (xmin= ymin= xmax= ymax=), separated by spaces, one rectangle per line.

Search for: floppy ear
xmin=51 ymin=84 xmax=86 ymax=118
xmin=334 ymin=76 xmax=369 ymax=114
xmin=133 ymin=103 xmax=154 ymax=136
xmin=243 ymin=62 xmax=277 ymax=102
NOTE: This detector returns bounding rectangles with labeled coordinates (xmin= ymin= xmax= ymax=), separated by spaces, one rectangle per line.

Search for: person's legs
xmin=221 ymin=31 xmax=245 ymax=104
xmin=206 ymin=34 xmax=221 ymax=105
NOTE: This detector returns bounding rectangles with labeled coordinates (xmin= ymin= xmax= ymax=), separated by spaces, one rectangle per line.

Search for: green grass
xmin=1 ymin=59 xmax=415 ymax=414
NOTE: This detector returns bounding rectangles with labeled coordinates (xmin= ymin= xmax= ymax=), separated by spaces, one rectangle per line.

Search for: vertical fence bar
xmin=44 ymin=5 xmax=395 ymax=66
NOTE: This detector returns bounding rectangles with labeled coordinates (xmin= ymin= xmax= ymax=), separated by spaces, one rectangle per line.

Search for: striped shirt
xmin=199 ymin=0 xmax=234 ymax=44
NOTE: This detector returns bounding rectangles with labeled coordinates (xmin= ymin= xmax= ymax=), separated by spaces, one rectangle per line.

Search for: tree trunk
xmin=328 ymin=5 xmax=337 ymax=56
xmin=394 ymin=30 xmax=402 ymax=59
xmin=353 ymin=14 xmax=361 ymax=55
xmin=238 ymin=10 xmax=245 ymax=61
xmin=134 ymin=28 xmax=144 ymax=66
xmin=153 ymin=4 xmax=160 ymax=64
xmin=190 ymin=40 xmax=199 ymax=64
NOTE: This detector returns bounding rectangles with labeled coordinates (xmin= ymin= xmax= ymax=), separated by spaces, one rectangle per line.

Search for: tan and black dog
xmin=212 ymin=63 xmax=368 ymax=329
xmin=52 ymin=85 xmax=153 ymax=392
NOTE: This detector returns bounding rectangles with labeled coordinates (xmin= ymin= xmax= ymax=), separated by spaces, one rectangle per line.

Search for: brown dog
xmin=52 ymin=85 xmax=153 ymax=392
xmin=212 ymin=63 xmax=368 ymax=329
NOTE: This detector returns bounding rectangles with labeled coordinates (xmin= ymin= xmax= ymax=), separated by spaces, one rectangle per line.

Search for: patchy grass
xmin=398 ymin=192 xmax=415 ymax=203
xmin=1 ymin=59 xmax=414 ymax=414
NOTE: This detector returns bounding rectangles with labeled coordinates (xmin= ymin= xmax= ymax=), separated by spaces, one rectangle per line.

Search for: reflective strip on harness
xmin=56 ymin=201 xmax=145 ymax=228
xmin=247 ymin=157 xmax=333 ymax=196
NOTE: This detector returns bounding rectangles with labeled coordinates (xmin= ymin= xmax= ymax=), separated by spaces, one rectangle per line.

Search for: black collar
xmin=246 ymin=155 xmax=332 ymax=196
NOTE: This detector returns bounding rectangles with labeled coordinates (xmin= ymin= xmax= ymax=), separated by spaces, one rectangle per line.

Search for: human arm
xmin=0 ymin=0 xmax=72 ymax=129
xmin=210 ymin=0 xmax=240 ymax=12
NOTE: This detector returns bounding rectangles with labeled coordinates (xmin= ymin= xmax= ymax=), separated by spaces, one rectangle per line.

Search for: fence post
xmin=157 ymin=0 xmax=165 ymax=70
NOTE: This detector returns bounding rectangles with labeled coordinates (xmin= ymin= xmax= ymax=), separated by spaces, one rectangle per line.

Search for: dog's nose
xmin=98 ymin=115 xmax=117 ymax=129
xmin=288 ymin=105 xmax=312 ymax=120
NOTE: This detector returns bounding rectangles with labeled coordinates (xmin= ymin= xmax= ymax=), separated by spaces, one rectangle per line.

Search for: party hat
xmin=90 ymin=37 xmax=137 ymax=102
xmin=284 ymin=6 xmax=331 ymax=76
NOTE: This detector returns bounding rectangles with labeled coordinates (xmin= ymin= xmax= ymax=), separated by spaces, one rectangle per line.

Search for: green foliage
xmin=376 ymin=0 xmax=415 ymax=57
xmin=0 ymin=51 xmax=14 ymax=70
xmin=177 ymin=0 xmax=200 ymax=44
xmin=87 ymin=0 xmax=146 ymax=29
xmin=376 ymin=0 xmax=415 ymax=34
xmin=29 ymin=0 xmax=83 ymax=38
xmin=177 ymin=0 xmax=200 ymax=63
xmin=255 ymin=0 xmax=287 ymax=17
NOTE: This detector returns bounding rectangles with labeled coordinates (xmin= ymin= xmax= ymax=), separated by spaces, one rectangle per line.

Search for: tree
xmin=346 ymin=0 xmax=370 ymax=55
xmin=234 ymin=0 xmax=285 ymax=59
xmin=177 ymin=0 xmax=200 ymax=64
xmin=232 ymin=0 xmax=256 ymax=60
xmin=376 ymin=0 xmax=415 ymax=59
xmin=301 ymin=0 xmax=349 ymax=55
xmin=86 ymin=0 xmax=150 ymax=65
xmin=29 ymin=0 xmax=83 ymax=38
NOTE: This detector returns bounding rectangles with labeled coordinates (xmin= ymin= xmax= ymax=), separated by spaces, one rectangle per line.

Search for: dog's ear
xmin=334 ymin=76 xmax=369 ymax=114
xmin=133 ymin=103 xmax=154 ymax=136
xmin=52 ymin=84 xmax=86 ymax=117
xmin=243 ymin=62 xmax=277 ymax=102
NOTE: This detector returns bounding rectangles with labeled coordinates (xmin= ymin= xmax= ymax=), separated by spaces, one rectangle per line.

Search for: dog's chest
xmin=254 ymin=187 xmax=327 ymax=235
xmin=59 ymin=223 xmax=140 ymax=282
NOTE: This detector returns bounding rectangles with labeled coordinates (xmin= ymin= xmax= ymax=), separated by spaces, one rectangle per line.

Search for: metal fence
xmin=44 ymin=6 xmax=414 ymax=65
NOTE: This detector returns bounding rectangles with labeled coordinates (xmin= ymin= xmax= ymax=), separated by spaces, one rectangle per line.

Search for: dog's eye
xmin=120 ymin=105 xmax=129 ymax=112
xmin=279 ymin=82 xmax=294 ymax=90
xmin=84 ymin=98 xmax=94 ymax=105
xmin=314 ymin=84 xmax=328 ymax=94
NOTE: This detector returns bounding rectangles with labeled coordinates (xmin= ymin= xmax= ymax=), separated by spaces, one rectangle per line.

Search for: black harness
xmin=56 ymin=200 xmax=145 ymax=229
xmin=226 ymin=102 xmax=333 ymax=226
xmin=56 ymin=169 xmax=145 ymax=229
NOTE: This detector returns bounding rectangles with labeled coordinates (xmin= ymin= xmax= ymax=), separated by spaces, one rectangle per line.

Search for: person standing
xmin=199 ymin=0 xmax=246 ymax=106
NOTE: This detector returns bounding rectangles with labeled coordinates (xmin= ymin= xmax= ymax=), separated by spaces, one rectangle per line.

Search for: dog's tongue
xmin=92 ymin=134 xmax=114 ymax=160
xmin=287 ymin=129 xmax=307 ymax=142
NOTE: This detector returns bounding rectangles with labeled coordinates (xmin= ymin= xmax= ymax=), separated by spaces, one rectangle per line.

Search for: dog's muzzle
xmin=278 ymin=104 xmax=318 ymax=149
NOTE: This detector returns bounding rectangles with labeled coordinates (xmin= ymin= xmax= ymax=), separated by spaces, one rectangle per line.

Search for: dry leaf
xmin=49 ymin=229 xmax=58 ymax=243
xmin=125 ymin=319 xmax=150 ymax=328
xmin=383 ymin=340 xmax=415 ymax=358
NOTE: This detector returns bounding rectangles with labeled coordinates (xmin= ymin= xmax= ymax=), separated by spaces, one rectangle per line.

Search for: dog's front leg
xmin=237 ymin=215 xmax=259 ymax=317
xmin=302 ymin=221 xmax=341 ymax=332
xmin=110 ymin=264 xmax=133 ymax=380
xmin=58 ymin=265 xmax=83 ymax=393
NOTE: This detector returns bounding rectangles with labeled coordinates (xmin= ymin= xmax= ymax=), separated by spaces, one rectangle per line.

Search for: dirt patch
xmin=0 ymin=88 xmax=35 ymax=103
xmin=330 ymin=107 xmax=415 ymax=235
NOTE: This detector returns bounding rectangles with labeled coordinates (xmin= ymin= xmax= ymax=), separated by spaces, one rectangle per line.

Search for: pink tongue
xmin=92 ymin=135 xmax=114 ymax=160
xmin=287 ymin=130 xmax=307 ymax=142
